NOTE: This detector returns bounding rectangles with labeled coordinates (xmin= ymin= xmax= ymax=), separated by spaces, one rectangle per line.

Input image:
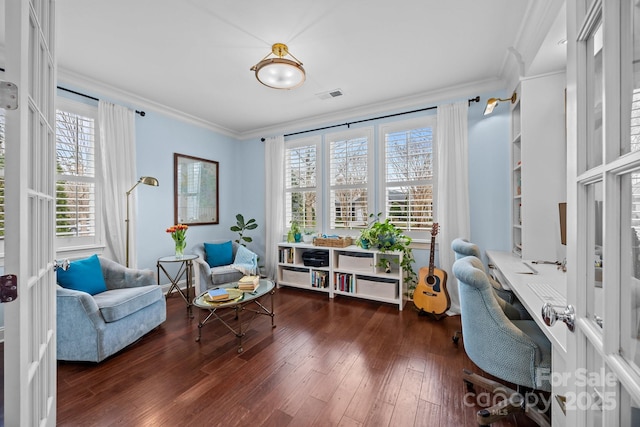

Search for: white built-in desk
xmin=486 ymin=250 xmax=568 ymax=425
xmin=486 ymin=250 xmax=568 ymax=352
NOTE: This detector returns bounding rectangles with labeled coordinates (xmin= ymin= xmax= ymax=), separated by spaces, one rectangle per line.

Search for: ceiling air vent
xmin=316 ymin=89 xmax=344 ymax=100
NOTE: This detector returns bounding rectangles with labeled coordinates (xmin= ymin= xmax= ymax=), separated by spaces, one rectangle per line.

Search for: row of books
xmin=335 ymin=272 xmax=355 ymax=293
xmin=279 ymin=248 xmax=295 ymax=264
xmin=311 ymin=270 xmax=329 ymax=288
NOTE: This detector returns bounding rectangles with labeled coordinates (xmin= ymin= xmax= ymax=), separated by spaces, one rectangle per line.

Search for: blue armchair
xmin=192 ymin=241 xmax=258 ymax=294
xmin=453 ymin=255 xmax=551 ymax=426
xmin=56 ymin=256 xmax=166 ymax=362
xmin=451 ymin=238 xmax=530 ymax=320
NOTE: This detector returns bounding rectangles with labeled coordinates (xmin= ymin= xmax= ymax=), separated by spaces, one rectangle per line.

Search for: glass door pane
xmin=587 ymin=23 xmax=604 ymax=169
xmin=620 ymin=386 xmax=640 ymax=425
xmin=587 ymin=180 xmax=605 ymax=329
xmin=585 ymin=346 xmax=605 ymax=426
xmin=622 ymin=0 xmax=640 ymax=155
xmin=621 ymin=171 xmax=640 ymax=374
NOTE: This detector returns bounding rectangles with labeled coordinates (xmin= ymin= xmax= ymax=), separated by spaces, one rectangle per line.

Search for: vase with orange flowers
xmin=166 ymin=224 xmax=188 ymax=258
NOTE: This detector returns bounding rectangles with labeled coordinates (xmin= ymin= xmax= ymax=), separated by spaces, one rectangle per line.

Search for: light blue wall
xmin=56 ymin=86 xmax=257 ymax=279
xmin=279 ymin=91 xmax=512 ymax=270
xmin=468 ymin=92 xmax=512 ymax=261
xmin=0 ymin=87 xmax=510 ymax=331
xmin=135 ymin=112 xmax=241 ymax=272
xmin=55 ymin=87 xmax=510 ymax=279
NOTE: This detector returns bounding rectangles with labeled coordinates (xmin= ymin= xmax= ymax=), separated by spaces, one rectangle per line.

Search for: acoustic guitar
xmin=414 ymin=223 xmax=450 ymax=319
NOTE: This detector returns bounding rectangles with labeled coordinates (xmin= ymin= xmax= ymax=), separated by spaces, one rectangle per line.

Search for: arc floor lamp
xmin=125 ymin=176 xmax=159 ymax=267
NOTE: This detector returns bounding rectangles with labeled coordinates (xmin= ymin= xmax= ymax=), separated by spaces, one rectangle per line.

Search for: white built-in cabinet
xmin=277 ymin=243 xmax=404 ymax=310
xmin=512 ymin=72 xmax=567 ymax=261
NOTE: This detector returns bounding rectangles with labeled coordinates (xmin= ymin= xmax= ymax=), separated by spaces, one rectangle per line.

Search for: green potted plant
xmin=288 ymin=220 xmax=302 ymax=243
xmin=357 ymin=213 xmax=417 ymax=294
xmin=356 ymin=227 xmax=374 ymax=249
xmin=230 ymin=213 xmax=258 ymax=246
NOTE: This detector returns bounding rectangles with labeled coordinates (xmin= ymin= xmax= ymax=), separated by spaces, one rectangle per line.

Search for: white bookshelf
xmin=511 ymin=72 xmax=567 ymax=260
xmin=277 ymin=242 xmax=404 ymax=310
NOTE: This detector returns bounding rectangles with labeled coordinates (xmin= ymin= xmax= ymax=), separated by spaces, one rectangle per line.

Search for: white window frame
xmin=55 ymin=97 xmax=103 ymax=254
xmin=283 ymin=135 xmax=322 ymax=233
xmin=325 ymin=127 xmax=375 ymax=233
xmin=379 ymin=116 xmax=437 ymax=240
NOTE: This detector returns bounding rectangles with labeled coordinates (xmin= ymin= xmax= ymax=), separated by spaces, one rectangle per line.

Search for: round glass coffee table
xmin=192 ymin=279 xmax=275 ymax=353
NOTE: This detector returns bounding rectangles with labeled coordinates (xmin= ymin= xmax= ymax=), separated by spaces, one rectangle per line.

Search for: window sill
xmin=56 ymin=244 xmax=106 ymax=260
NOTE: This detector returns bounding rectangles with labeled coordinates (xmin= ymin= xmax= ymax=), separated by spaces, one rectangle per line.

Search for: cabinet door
xmin=519 ymin=74 xmax=567 ymax=261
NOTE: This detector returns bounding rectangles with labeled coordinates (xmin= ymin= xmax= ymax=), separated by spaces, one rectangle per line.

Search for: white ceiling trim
xmin=57 ymin=68 xmax=240 ymax=139
xmin=58 ymin=67 xmax=508 ymax=142
xmin=510 ymin=0 xmax=565 ymax=78
xmin=241 ymin=77 xmax=507 ymax=141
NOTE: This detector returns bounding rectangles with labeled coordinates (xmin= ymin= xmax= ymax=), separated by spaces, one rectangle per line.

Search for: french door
xmin=566 ymin=0 xmax=640 ymax=424
xmin=4 ymin=0 xmax=57 ymax=425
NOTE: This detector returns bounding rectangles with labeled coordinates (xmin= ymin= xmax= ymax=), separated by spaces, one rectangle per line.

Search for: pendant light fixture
xmin=250 ymin=43 xmax=305 ymax=90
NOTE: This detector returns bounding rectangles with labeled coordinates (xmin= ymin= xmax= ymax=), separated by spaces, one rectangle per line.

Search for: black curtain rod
xmin=0 ymin=67 xmax=145 ymax=116
xmin=57 ymin=87 xmax=146 ymax=117
xmin=261 ymin=95 xmax=480 ymax=141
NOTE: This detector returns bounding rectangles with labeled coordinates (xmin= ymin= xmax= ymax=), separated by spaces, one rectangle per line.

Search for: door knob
xmin=542 ymin=303 xmax=575 ymax=332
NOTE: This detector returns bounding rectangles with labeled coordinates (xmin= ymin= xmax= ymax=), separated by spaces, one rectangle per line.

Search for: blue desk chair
xmin=453 ymin=255 xmax=551 ymax=427
xmin=451 ymin=238 xmax=529 ymax=320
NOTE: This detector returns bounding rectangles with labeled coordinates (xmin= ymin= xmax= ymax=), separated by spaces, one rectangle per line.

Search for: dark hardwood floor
xmin=56 ymin=287 xmax=540 ymax=427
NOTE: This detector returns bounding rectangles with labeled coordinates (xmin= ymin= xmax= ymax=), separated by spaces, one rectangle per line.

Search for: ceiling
xmin=15 ymin=1 xmax=566 ymax=139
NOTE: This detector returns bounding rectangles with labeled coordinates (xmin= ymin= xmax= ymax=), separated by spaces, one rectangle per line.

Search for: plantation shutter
xmin=55 ymin=108 xmax=97 ymax=240
xmin=328 ymin=129 xmax=373 ymax=230
xmin=285 ymin=140 xmax=318 ymax=230
xmin=383 ymin=119 xmax=434 ymax=233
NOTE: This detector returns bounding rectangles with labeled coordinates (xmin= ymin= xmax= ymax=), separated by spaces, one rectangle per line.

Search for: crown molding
xmin=239 ymin=77 xmax=506 ymax=141
xmin=57 ymin=69 xmax=508 ymax=142
xmin=57 ymin=68 xmax=241 ymax=139
xmin=512 ymin=0 xmax=564 ymax=77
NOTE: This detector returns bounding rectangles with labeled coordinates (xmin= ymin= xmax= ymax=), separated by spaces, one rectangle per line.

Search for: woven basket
xmin=314 ymin=236 xmax=353 ymax=248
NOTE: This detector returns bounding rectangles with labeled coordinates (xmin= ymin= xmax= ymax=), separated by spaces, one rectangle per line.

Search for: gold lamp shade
xmin=484 ymin=92 xmax=518 ymax=115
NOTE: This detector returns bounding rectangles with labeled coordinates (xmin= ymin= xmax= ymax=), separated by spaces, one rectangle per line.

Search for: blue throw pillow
xmin=204 ymin=241 xmax=233 ymax=268
xmin=56 ymin=254 xmax=108 ymax=295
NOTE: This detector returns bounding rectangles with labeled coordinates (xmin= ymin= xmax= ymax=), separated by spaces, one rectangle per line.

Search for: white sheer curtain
xmin=264 ymin=136 xmax=285 ymax=280
xmin=436 ymin=101 xmax=469 ymax=315
xmin=99 ymin=101 xmax=137 ymax=266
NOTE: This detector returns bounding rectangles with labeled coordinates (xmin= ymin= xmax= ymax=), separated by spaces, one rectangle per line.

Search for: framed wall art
xmin=174 ymin=153 xmax=219 ymax=225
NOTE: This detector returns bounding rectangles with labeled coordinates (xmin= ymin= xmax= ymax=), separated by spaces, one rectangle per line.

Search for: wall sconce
xmin=125 ymin=176 xmax=159 ymax=267
xmin=484 ymin=92 xmax=517 ymax=115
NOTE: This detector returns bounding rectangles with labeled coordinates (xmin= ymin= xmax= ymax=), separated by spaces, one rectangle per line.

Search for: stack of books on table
xmin=238 ymin=275 xmax=260 ymax=291
xmin=204 ymin=288 xmax=229 ymax=302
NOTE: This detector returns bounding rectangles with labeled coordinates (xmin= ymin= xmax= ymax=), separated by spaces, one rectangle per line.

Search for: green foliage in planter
xmin=289 ymin=220 xmax=301 ymax=235
xmin=230 ymin=213 xmax=258 ymax=246
xmin=357 ymin=213 xmax=417 ymax=292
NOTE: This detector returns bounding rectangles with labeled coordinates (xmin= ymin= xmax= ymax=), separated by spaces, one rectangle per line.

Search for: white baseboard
xmin=160 ymin=279 xmax=190 ymax=295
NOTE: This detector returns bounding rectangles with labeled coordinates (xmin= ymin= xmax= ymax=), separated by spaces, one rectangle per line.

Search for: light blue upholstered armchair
xmin=451 ymin=238 xmax=530 ymax=320
xmin=56 ymin=256 xmax=166 ymax=362
xmin=192 ymin=240 xmax=258 ymax=294
xmin=453 ymin=256 xmax=551 ymax=427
